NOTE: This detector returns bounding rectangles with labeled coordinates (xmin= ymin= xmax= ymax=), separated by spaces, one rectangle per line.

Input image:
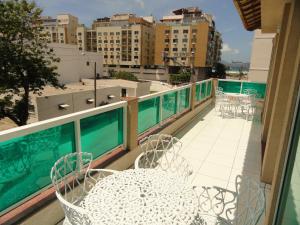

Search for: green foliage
xmin=209 ymin=63 xmax=227 ymax=79
xmin=0 ymin=0 xmax=63 ymax=126
xmin=170 ymin=71 xmax=191 ymax=85
xmin=112 ymin=71 xmax=138 ymax=82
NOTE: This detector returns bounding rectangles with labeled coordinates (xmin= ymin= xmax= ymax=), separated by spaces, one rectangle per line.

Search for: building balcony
xmin=0 ymin=79 xmax=269 ymax=225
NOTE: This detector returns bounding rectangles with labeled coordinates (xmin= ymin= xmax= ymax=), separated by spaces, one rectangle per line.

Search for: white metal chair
xmin=134 ymin=134 xmax=192 ymax=181
xmin=215 ymin=91 xmax=231 ymax=118
xmin=194 ymin=175 xmax=265 ymax=225
xmin=50 ymin=152 xmax=117 ymax=225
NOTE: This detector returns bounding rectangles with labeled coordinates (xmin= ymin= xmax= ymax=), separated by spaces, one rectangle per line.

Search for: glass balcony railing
xmin=0 ymin=102 xmax=127 ymax=214
xmin=218 ymin=79 xmax=267 ymax=98
xmin=0 ymin=78 xmax=225 ymax=215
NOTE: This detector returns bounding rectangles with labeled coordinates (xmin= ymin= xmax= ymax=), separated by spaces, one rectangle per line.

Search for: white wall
xmin=49 ymin=44 xmax=103 ymax=84
xmin=248 ymin=30 xmax=275 ymax=82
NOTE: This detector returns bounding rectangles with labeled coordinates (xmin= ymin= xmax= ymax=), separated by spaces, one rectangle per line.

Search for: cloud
xmin=221 ymin=43 xmax=239 ymax=54
xmin=135 ymin=0 xmax=145 ymax=9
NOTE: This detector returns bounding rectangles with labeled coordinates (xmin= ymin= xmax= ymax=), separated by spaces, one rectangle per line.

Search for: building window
xmin=164 ymin=39 xmax=170 ymax=43
xmin=116 ymin=48 xmax=120 ymax=51
xmin=173 ymin=30 xmax=179 ymax=34
xmin=182 ymin=39 xmax=188 ymax=43
xmin=110 ymin=40 xmax=114 ymax=43
xmin=110 ymin=55 xmax=114 ymax=59
xmin=110 ymin=32 xmax=114 ymax=35
xmin=165 ymin=30 xmax=170 ymax=34
xmin=78 ymin=32 xmax=82 ymax=36
xmin=98 ymin=40 xmax=102 ymax=43
xmin=79 ymin=47 xmax=82 ymax=50
xmin=110 ymin=48 xmax=114 ymax=51
xmin=60 ymin=33 xmax=64 ymax=36
xmin=104 ymin=55 xmax=108 ymax=59
xmin=183 ymin=30 xmax=189 ymax=34
xmin=104 ymin=48 xmax=108 ymax=51
xmin=172 ymin=48 xmax=178 ymax=52
xmin=192 ymin=29 xmax=197 ymax=33
xmin=60 ymin=40 xmax=64 ymax=43
xmin=98 ymin=32 xmax=102 ymax=36
xmin=134 ymin=31 xmax=139 ymax=35
xmin=182 ymin=48 xmax=187 ymax=52
xmin=121 ymin=88 xmax=127 ymax=97
xmin=98 ymin=48 xmax=102 ymax=51
xmin=134 ymin=39 xmax=139 ymax=43
xmin=122 ymin=31 xmax=127 ymax=35
xmin=104 ymin=40 xmax=108 ymax=43
xmin=116 ymin=32 xmax=120 ymax=35
xmin=173 ymin=39 xmax=178 ymax=43
xmin=103 ymin=32 xmax=108 ymax=35
xmin=181 ymin=57 xmax=186 ymax=60
xmin=78 ymin=40 xmax=82 ymax=43
xmin=116 ymin=40 xmax=120 ymax=43
xmin=164 ymin=48 xmax=169 ymax=51
xmin=134 ymin=55 xmax=138 ymax=59
xmin=134 ymin=48 xmax=139 ymax=51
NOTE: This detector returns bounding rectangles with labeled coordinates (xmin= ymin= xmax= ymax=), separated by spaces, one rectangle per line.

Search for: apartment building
xmin=40 ymin=14 xmax=79 ymax=45
xmin=154 ymin=7 xmax=222 ymax=77
xmin=76 ymin=14 xmax=155 ymax=69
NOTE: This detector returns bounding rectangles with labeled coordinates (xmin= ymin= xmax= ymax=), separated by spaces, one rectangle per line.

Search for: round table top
xmin=81 ymin=169 xmax=199 ymax=225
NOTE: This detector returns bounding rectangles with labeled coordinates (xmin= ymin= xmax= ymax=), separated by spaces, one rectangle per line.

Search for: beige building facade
xmin=154 ymin=7 xmax=222 ymax=78
xmin=248 ymin=29 xmax=276 ymax=82
xmin=40 ymin=14 xmax=79 ymax=45
xmin=77 ymin=14 xmax=155 ymax=69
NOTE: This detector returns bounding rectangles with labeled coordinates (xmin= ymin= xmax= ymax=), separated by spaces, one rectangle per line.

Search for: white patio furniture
xmin=79 ymin=169 xmax=199 ymax=225
xmin=134 ymin=134 xmax=193 ymax=180
xmin=193 ymin=175 xmax=265 ymax=225
xmin=50 ymin=152 xmax=118 ymax=225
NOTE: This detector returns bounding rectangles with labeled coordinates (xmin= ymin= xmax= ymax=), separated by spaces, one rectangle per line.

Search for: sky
xmin=34 ymin=0 xmax=254 ymax=63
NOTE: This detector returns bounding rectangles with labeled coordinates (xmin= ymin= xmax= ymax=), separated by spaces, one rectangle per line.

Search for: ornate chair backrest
xmin=140 ymin=134 xmax=183 ymax=156
xmin=197 ymin=175 xmax=265 ymax=225
xmin=50 ymin=152 xmax=93 ymax=204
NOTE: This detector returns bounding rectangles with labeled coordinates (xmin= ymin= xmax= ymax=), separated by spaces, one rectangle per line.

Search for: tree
xmin=112 ymin=71 xmax=138 ymax=82
xmin=214 ymin=63 xmax=227 ymax=79
xmin=170 ymin=71 xmax=191 ymax=85
xmin=0 ymin=0 xmax=63 ymax=126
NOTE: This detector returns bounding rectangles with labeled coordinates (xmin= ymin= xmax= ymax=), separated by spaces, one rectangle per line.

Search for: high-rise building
xmin=76 ymin=14 xmax=155 ymax=69
xmin=40 ymin=14 xmax=79 ymax=45
xmin=154 ymin=7 xmax=222 ymax=77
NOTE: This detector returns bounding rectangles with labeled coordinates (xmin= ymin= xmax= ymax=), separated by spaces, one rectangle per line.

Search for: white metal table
xmin=80 ymin=169 xmax=199 ymax=225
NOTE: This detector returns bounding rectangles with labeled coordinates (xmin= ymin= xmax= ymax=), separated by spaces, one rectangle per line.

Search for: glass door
xmin=274 ymin=92 xmax=300 ymax=225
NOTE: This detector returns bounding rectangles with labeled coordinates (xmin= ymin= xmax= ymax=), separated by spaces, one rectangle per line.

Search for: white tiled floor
xmin=174 ymin=105 xmax=268 ymax=224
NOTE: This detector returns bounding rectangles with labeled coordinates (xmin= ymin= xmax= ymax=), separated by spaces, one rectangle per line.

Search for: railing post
xmin=74 ymin=120 xmax=82 ymax=153
xmin=159 ymin=95 xmax=163 ymax=125
xmin=240 ymin=81 xmax=243 ymax=94
xmin=212 ymin=78 xmax=218 ymax=98
xmin=190 ymin=82 xmax=197 ymax=110
xmin=176 ymin=91 xmax=180 ymax=114
xmin=125 ymin=97 xmax=138 ymax=151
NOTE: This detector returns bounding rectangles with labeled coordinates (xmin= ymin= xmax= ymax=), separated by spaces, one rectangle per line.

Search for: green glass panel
xmin=80 ymin=108 xmax=123 ymax=159
xmin=196 ymin=84 xmax=201 ymax=102
xmin=138 ymin=97 xmax=160 ymax=134
xmin=241 ymin=82 xmax=267 ymax=98
xmin=0 ymin=123 xmax=75 ymax=213
xmin=207 ymin=80 xmax=212 ymax=97
xmin=178 ymin=88 xmax=190 ymax=113
xmin=200 ymin=82 xmax=207 ymax=100
xmin=218 ymin=80 xmax=241 ymax=93
xmin=162 ymin=91 xmax=177 ymax=121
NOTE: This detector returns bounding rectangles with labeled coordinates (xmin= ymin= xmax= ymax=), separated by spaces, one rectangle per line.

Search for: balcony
xmin=0 ymin=79 xmax=268 ymax=225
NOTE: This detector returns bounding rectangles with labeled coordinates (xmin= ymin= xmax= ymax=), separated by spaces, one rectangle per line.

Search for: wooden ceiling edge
xmin=232 ymin=0 xmax=261 ymax=31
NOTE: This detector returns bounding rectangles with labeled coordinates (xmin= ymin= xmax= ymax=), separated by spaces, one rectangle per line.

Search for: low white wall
xmin=36 ymin=86 xmax=121 ymax=121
